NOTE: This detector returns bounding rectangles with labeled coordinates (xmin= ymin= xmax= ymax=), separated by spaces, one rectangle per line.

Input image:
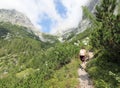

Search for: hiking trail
xmin=77 ymin=63 xmax=94 ymax=88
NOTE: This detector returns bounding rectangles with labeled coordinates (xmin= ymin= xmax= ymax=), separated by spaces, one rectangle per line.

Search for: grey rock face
xmin=0 ymin=9 xmax=34 ymax=29
xmin=78 ymin=0 xmax=100 ymax=32
xmin=58 ymin=0 xmax=100 ymax=40
xmin=0 ymin=9 xmax=49 ymax=41
xmin=0 ymin=9 xmax=55 ymax=42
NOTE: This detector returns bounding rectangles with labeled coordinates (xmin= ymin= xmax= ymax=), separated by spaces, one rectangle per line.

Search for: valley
xmin=0 ymin=0 xmax=120 ymax=88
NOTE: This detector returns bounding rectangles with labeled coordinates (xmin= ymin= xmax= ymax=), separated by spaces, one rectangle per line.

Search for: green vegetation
xmin=87 ymin=52 xmax=120 ymax=88
xmin=70 ymin=27 xmax=92 ymax=44
xmin=45 ymin=59 xmax=80 ymax=88
xmin=0 ymin=22 xmax=80 ymax=87
xmin=84 ymin=0 xmax=120 ymax=87
xmin=0 ymin=0 xmax=120 ymax=87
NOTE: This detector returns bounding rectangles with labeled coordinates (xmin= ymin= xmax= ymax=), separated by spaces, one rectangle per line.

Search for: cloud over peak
xmin=0 ymin=0 xmax=88 ymax=34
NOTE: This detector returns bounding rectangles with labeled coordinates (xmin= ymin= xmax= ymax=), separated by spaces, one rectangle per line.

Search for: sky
xmin=0 ymin=0 xmax=89 ymax=34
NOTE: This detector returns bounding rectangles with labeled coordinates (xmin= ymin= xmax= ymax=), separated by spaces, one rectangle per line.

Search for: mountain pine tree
xmin=90 ymin=0 xmax=120 ymax=63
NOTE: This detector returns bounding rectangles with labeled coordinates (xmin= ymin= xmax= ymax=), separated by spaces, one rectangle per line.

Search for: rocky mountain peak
xmin=0 ymin=9 xmax=35 ymax=29
xmin=57 ymin=0 xmax=100 ymax=40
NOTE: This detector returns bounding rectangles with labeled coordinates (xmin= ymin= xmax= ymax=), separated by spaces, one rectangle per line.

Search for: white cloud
xmin=50 ymin=0 xmax=89 ymax=34
xmin=0 ymin=0 xmax=89 ymax=34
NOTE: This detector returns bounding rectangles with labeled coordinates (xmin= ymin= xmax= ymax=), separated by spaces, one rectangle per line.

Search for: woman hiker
xmin=79 ymin=48 xmax=87 ymax=69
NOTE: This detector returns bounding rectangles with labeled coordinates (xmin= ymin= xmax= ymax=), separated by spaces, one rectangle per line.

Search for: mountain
xmin=0 ymin=9 xmax=58 ymax=43
xmin=0 ymin=22 xmax=42 ymax=78
xmin=0 ymin=21 xmax=60 ymax=76
xmin=0 ymin=0 xmax=119 ymax=87
xmin=0 ymin=21 xmax=78 ymax=88
xmin=0 ymin=9 xmax=60 ymax=81
xmin=0 ymin=9 xmax=34 ymax=30
xmin=57 ymin=0 xmax=100 ymax=41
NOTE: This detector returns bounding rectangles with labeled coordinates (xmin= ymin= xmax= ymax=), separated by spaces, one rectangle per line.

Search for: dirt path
xmin=77 ymin=63 xmax=94 ymax=88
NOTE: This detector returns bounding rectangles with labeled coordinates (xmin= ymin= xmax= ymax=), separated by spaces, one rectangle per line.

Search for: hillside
xmin=0 ymin=21 xmax=81 ymax=87
xmin=0 ymin=0 xmax=120 ymax=87
xmin=57 ymin=0 xmax=99 ymax=41
xmin=0 ymin=22 xmax=57 ymax=76
xmin=84 ymin=0 xmax=120 ymax=87
xmin=0 ymin=9 xmax=34 ymax=30
xmin=0 ymin=9 xmax=59 ymax=43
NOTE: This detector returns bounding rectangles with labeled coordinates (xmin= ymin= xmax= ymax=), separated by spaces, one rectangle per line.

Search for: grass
xmin=45 ymin=58 xmax=81 ymax=88
xmin=16 ymin=68 xmax=36 ymax=78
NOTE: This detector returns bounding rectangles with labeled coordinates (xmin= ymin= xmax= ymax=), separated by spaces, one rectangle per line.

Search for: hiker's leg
xmin=82 ymin=56 xmax=87 ymax=69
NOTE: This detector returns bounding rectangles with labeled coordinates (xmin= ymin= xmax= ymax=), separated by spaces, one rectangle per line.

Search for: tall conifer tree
xmin=90 ymin=0 xmax=120 ymax=62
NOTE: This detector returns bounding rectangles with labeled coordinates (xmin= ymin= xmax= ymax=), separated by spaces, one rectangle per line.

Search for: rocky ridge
xmin=58 ymin=0 xmax=100 ymax=40
xmin=0 ymin=9 xmax=34 ymax=29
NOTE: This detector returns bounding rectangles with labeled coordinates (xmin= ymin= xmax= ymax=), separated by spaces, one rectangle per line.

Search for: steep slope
xmin=0 ymin=22 xmax=43 ymax=76
xmin=0 ymin=9 xmax=59 ymax=43
xmin=0 ymin=21 xmax=60 ymax=75
xmin=0 ymin=21 xmax=80 ymax=87
xmin=0 ymin=9 xmax=34 ymax=30
xmin=85 ymin=0 xmax=120 ymax=87
xmin=58 ymin=0 xmax=99 ymax=41
xmin=0 ymin=9 xmax=61 ymax=83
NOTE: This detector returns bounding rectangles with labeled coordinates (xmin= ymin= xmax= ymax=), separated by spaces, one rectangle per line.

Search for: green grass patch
xmin=45 ymin=58 xmax=80 ymax=88
xmin=16 ymin=68 xmax=36 ymax=78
